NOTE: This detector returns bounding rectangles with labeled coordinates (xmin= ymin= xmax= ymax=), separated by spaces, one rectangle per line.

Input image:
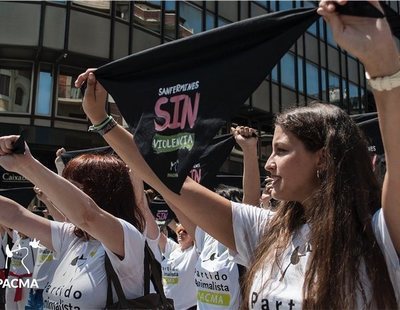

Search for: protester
xmin=0 ymin=149 xmax=152 ymax=309
xmin=74 ymin=1 xmax=399 ymax=308
xmin=25 ymin=187 xmax=65 ymax=310
xmin=0 ymin=225 xmax=10 ymax=310
xmin=131 ymin=171 xmax=197 ymax=310
xmin=5 ymin=232 xmax=36 ymax=310
xmin=163 ymin=126 xmax=260 ymax=310
xmin=160 ymin=223 xmax=197 ymax=310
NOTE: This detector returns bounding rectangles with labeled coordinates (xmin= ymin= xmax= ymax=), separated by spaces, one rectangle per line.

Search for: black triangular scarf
xmin=94 ymin=4 xmax=383 ymax=193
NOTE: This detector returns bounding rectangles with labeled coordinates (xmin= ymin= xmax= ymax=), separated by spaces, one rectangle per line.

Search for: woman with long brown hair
xmin=74 ymin=0 xmax=400 ymax=308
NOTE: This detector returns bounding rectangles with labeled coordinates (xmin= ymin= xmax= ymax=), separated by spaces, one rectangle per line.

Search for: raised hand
xmin=75 ymin=69 xmax=108 ymax=125
xmin=317 ymin=0 xmax=400 ymax=77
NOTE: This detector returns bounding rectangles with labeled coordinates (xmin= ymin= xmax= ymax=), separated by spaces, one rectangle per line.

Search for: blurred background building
xmin=1 ymin=0 xmax=399 ymax=185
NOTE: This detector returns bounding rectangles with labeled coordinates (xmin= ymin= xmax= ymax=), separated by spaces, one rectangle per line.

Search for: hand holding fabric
xmin=232 ymin=126 xmax=258 ymax=152
xmin=75 ymin=69 xmax=108 ymax=125
xmin=0 ymin=135 xmax=34 ymax=175
xmin=317 ymin=0 xmax=400 ymax=77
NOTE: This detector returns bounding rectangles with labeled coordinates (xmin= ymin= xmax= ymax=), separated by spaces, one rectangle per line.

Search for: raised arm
xmin=75 ymin=73 xmax=235 ymax=251
xmin=0 ymin=138 xmax=125 ymax=257
xmin=129 ymin=171 xmax=159 ymax=241
xmin=319 ymin=0 xmax=400 ymax=252
xmin=34 ymin=186 xmax=67 ymax=222
xmin=232 ymin=126 xmax=260 ymax=205
xmin=0 ymin=195 xmax=53 ymax=250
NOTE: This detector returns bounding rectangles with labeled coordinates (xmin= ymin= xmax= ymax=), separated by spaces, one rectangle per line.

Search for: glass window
xmin=328 ymin=72 xmax=340 ymax=104
xmin=321 ymin=68 xmax=327 ymax=101
xmin=297 ymin=57 xmax=304 ymax=92
xmin=72 ymin=0 xmax=110 ymax=13
xmin=0 ymin=64 xmax=32 ymax=114
xmin=36 ymin=68 xmax=53 ymax=116
xmin=134 ymin=2 xmax=161 ymax=34
xmin=255 ymin=1 xmax=267 ymax=8
xmin=206 ymin=12 xmax=215 ymax=31
xmin=279 ymin=1 xmax=293 ymax=10
xmin=325 ymin=23 xmax=336 ymax=46
xmin=0 ymin=74 xmax=10 ymax=96
xmin=306 ymin=62 xmax=319 ymax=98
xmin=271 ymin=65 xmax=278 ymax=82
xmin=116 ymin=1 xmax=130 ymax=21
xmin=56 ymin=69 xmax=85 ymax=119
xmin=349 ymin=82 xmax=360 ymax=112
xmin=307 ymin=21 xmax=317 ymax=36
xmin=281 ymin=53 xmax=295 ymax=89
xmin=179 ymin=2 xmax=202 ymax=34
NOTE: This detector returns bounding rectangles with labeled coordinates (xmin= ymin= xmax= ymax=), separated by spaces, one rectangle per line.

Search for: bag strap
xmin=105 ymin=241 xmax=169 ymax=307
xmin=105 ymin=253 xmax=130 ymax=308
xmin=144 ymin=242 xmax=168 ymax=302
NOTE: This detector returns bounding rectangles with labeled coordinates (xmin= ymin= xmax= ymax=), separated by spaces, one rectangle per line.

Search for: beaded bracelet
xmin=88 ymin=115 xmax=113 ymax=132
xmin=88 ymin=115 xmax=117 ymax=135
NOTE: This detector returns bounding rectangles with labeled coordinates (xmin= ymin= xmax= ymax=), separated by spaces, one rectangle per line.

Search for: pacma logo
xmin=3 ymin=238 xmax=40 ymax=289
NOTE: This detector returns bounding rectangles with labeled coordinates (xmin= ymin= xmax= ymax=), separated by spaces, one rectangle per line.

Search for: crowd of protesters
xmin=0 ymin=1 xmax=399 ymax=309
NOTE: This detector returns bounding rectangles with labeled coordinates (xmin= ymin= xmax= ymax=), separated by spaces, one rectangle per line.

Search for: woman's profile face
xmin=265 ymin=125 xmax=321 ymax=204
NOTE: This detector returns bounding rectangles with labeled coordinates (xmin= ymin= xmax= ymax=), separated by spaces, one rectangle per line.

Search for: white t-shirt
xmin=161 ymin=238 xmax=198 ymax=309
xmin=0 ymin=233 xmax=7 ymax=269
xmin=32 ymin=246 xmax=58 ymax=289
xmin=9 ymin=236 xmax=36 ymax=276
xmin=231 ymin=202 xmax=400 ymax=309
xmin=6 ymin=235 xmax=37 ymax=309
xmin=42 ymin=219 xmax=148 ymax=310
xmin=195 ymin=228 xmax=241 ymax=309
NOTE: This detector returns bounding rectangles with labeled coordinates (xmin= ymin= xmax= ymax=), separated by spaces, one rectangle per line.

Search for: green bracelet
xmin=88 ymin=115 xmax=113 ymax=132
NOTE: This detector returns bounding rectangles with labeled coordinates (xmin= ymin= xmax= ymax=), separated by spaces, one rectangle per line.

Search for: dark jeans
xmin=25 ymin=289 xmax=44 ymax=310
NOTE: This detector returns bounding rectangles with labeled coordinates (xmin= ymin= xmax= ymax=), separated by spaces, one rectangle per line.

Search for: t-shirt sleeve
xmin=103 ymin=219 xmax=145 ymax=282
xmin=372 ymin=209 xmax=400 ymax=300
xmin=145 ymin=226 xmax=162 ymax=263
xmin=164 ymin=237 xmax=180 ymax=257
xmin=195 ymin=226 xmax=205 ymax=252
xmin=230 ymin=202 xmax=272 ymax=268
xmin=50 ymin=221 xmax=76 ymax=258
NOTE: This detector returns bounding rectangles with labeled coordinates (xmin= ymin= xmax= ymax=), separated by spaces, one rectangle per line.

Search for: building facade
xmin=1 ymin=0 xmax=399 ymax=181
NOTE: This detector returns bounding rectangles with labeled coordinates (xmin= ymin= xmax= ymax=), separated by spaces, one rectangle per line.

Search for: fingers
xmin=74 ymin=68 xmax=97 ymax=88
xmin=0 ymin=135 xmax=19 ymax=156
xmin=56 ymin=148 xmax=66 ymax=157
xmin=232 ymin=126 xmax=258 ymax=139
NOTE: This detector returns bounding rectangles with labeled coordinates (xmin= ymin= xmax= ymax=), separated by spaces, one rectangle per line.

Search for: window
xmin=56 ymin=68 xmax=85 ymax=119
xmin=0 ymin=74 xmax=10 ymax=96
xmin=349 ymin=82 xmax=361 ymax=112
xmin=279 ymin=1 xmax=293 ymax=10
xmin=306 ymin=62 xmax=319 ymax=98
xmin=328 ymin=72 xmax=340 ymax=104
xmin=0 ymin=63 xmax=32 ymax=114
xmin=271 ymin=65 xmax=278 ymax=82
xmin=72 ymin=0 xmax=110 ymax=14
xmin=115 ymin=1 xmax=130 ymax=21
xmin=281 ymin=53 xmax=295 ymax=89
xmin=179 ymin=2 xmax=202 ymax=34
xmin=36 ymin=66 xmax=53 ymax=116
xmin=297 ymin=57 xmax=304 ymax=92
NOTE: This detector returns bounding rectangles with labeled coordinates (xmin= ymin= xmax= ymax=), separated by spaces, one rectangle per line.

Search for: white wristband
xmin=365 ymin=69 xmax=400 ymax=92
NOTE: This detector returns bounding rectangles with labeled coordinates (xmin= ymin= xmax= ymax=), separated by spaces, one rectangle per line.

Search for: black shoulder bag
xmin=104 ymin=242 xmax=174 ymax=310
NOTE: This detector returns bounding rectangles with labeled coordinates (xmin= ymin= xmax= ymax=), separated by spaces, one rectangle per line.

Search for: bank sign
xmin=0 ymin=167 xmax=32 ymax=189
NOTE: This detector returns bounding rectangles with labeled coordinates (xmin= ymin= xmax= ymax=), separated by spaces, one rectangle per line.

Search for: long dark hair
xmin=62 ymin=153 xmax=145 ymax=239
xmin=242 ymin=103 xmax=397 ymax=309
